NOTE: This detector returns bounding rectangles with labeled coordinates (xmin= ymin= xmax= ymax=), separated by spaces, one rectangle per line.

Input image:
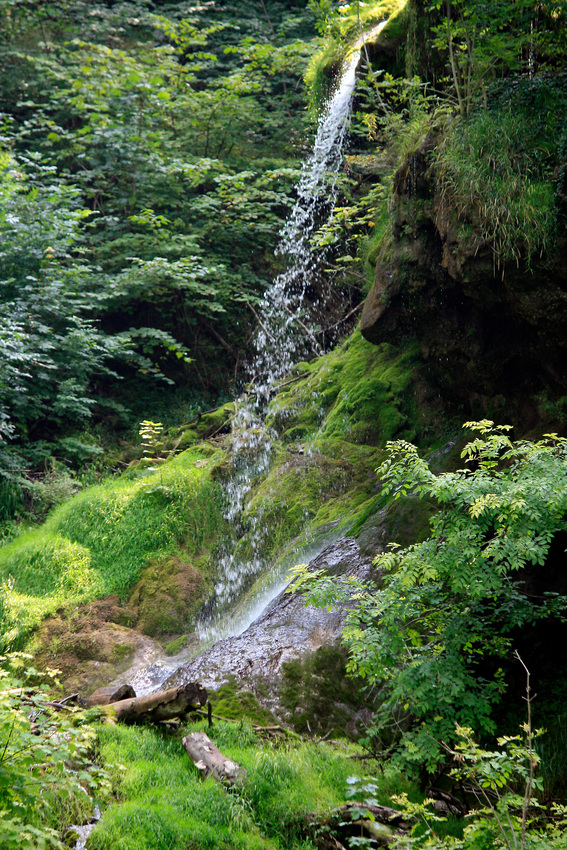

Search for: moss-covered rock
xmin=0 ymin=445 xmax=227 ymax=651
xmin=236 ymin=329 xmax=436 ymax=565
xmin=279 ymin=644 xmax=370 ymax=738
xmin=210 ymin=676 xmax=277 ymax=726
xmin=194 ymin=404 xmax=234 ymax=440
xmin=125 ymin=554 xmax=207 ymax=637
xmin=267 ymin=330 xmax=420 ymax=447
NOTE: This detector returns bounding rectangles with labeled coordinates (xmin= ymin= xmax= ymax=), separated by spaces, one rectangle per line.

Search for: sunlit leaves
xmin=300 ymin=422 xmax=567 ymax=771
xmin=0 ymin=653 xmax=110 ymax=850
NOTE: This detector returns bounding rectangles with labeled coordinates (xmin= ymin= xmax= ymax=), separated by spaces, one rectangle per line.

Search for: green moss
xmin=304 ymin=1 xmax=409 ymax=115
xmin=236 ymin=330 xmax=424 ymax=567
xmin=211 ymin=677 xmax=277 ymax=726
xmin=195 ymin=404 xmax=234 ymax=440
xmin=362 ymin=203 xmax=391 ymax=290
xmin=164 ymin=634 xmax=189 ymax=656
xmin=174 ymin=428 xmax=199 ymax=450
xmin=127 ymin=554 xmax=207 ymax=637
xmin=304 ymin=37 xmax=344 ymax=115
xmin=375 ymin=0 xmax=411 ymax=49
xmin=0 ymin=446 xmax=227 ymax=649
xmin=267 ymin=330 xmax=418 ymax=447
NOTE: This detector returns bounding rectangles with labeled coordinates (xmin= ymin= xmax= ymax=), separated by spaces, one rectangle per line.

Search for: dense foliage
xmin=2 ymin=1 xmax=567 ymax=846
xmin=0 ymin=654 xmax=109 ymax=850
xmin=0 ymin=0 xmax=317 ymax=512
xmin=295 ymin=422 xmax=567 ymax=771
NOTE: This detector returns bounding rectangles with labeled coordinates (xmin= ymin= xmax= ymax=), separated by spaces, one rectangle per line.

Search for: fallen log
xmin=305 ymin=801 xmax=414 ymax=850
xmin=182 ymin=731 xmax=246 ymax=785
xmin=85 ymin=685 xmax=136 ymax=707
xmin=103 ymin=683 xmax=207 ymax=724
xmin=337 ymin=802 xmax=414 ymax=831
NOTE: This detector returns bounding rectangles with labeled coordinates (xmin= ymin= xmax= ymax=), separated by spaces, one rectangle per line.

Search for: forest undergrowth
xmin=2 ymin=0 xmax=567 ymax=848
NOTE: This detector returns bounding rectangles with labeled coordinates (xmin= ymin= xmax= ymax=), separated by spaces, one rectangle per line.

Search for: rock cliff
xmin=360 ymin=130 xmax=567 ymax=428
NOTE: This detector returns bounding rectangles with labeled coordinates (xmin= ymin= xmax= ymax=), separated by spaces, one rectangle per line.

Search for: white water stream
xmin=197 ymin=22 xmax=388 ymax=641
xmin=124 ymin=22 xmax=387 ymax=694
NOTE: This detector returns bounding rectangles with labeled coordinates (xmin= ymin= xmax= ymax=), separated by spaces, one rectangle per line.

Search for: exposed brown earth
xmin=34 ymin=555 xmax=205 ymax=695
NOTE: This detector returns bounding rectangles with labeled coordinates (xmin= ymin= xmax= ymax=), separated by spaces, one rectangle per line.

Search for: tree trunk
xmin=182 ymin=731 xmax=246 ymax=785
xmin=85 ymin=684 xmax=136 ymax=706
xmin=103 ymin=683 xmax=207 ymax=724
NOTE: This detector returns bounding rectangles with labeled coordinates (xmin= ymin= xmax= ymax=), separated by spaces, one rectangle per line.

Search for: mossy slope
xmin=239 ymin=330 xmax=425 ymax=564
xmin=0 ymin=445 xmax=226 ymax=650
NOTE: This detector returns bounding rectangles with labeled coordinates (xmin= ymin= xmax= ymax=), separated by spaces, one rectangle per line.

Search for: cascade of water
xmin=196 ymin=23 xmax=388 ymax=642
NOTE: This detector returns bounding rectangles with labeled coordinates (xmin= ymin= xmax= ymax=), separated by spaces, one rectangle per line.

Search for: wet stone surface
xmin=163 ymin=536 xmax=374 ymax=712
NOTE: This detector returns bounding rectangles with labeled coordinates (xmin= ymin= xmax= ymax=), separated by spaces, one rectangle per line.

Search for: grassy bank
xmin=0 ymin=445 xmax=226 ymax=651
xmin=89 ymin=719 xmax=419 ymax=850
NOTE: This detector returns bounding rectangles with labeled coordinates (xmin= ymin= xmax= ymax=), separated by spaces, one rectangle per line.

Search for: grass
xmin=435 ymin=77 xmax=567 ymax=270
xmin=90 ymin=720 xmax=419 ymax=850
xmin=0 ymin=446 xmax=226 ymax=649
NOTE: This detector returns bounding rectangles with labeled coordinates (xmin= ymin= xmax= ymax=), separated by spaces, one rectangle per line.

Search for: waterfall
xmin=123 ymin=22 xmax=388 ymax=695
xmin=197 ymin=23 xmax=388 ymax=642
xmin=253 ymin=48 xmax=361 ymax=390
xmin=119 ymin=21 xmax=386 ymax=695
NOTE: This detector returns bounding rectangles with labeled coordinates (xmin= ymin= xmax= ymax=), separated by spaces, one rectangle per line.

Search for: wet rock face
xmin=164 ymin=536 xmax=374 ymax=714
xmin=360 ymin=134 xmax=567 ymax=425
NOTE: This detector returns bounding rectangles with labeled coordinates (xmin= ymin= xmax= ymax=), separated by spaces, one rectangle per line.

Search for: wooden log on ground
xmin=105 ymin=683 xmax=207 ymax=724
xmin=306 ymin=802 xmax=414 ymax=849
xmin=85 ymin=684 xmax=136 ymax=707
xmin=337 ymin=802 xmax=414 ymax=830
xmin=182 ymin=731 xmax=246 ymax=785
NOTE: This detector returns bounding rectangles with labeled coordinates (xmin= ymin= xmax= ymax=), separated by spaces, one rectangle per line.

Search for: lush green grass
xmin=90 ymin=720 xmax=417 ymax=850
xmin=435 ymin=76 xmax=567 ymax=268
xmin=0 ymin=446 xmax=226 ymax=649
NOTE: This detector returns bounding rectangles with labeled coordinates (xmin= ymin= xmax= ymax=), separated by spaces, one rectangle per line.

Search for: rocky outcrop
xmin=360 ymin=131 xmax=567 ymax=426
xmin=163 ymin=536 xmax=375 ymax=717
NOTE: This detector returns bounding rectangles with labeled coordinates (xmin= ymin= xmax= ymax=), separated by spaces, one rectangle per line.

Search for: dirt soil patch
xmin=34 ymin=556 xmax=206 ymax=695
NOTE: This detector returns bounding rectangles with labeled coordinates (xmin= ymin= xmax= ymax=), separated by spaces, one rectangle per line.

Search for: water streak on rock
xmin=198 ymin=23 xmax=388 ymax=641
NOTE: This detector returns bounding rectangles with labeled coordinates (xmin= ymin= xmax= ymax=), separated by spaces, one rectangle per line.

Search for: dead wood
xmin=338 ymin=802 xmax=414 ymax=831
xmin=85 ymin=685 xmax=136 ymax=707
xmin=428 ymin=787 xmax=468 ymax=816
xmin=306 ymin=801 xmax=414 ymax=849
xmin=105 ymin=682 xmax=207 ymax=724
xmin=182 ymin=731 xmax=246 ymax=785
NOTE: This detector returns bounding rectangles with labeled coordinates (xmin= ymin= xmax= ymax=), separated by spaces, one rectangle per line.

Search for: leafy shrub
xmin=0 ymin=654 xmax=110 ymax=850
xmin=295 ymin=422 xmax=567 ymax=772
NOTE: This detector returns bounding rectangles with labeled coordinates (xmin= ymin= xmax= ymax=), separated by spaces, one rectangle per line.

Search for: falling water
xmin=196 ymin=22 xmax=389 ymax=642
xmin=120 ymin=22 xmax=389 ymax=698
